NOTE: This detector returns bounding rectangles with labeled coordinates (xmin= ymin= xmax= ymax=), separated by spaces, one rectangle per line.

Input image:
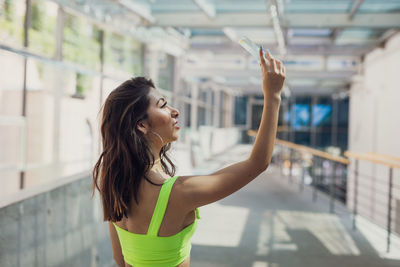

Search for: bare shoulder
xmin=172 ymin=159 xmax=265 ymax=211
xmin=171 ymin=175 xmax=195 ymax=212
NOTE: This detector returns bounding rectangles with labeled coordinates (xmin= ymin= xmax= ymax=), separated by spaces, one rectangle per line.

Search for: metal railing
xmin=344 ymin=151 xmax=400 ymax=253
xmin=273 ymin=138 xmax=349 ymax=213
xmin=247 ymin=130 xmax=400 ymax=253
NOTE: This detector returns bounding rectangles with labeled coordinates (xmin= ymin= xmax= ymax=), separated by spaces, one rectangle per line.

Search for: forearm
xmin=249 ymin=93 xmax=281 ymax=169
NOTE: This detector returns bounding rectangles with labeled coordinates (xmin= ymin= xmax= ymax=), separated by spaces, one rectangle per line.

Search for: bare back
xmin=114 ymin=175 xmax=196 ymax=267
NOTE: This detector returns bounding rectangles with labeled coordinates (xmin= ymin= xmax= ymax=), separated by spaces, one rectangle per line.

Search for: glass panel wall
xmin=63 ymin=11 xmax=101 ymax=70
xmin=0 ymin=49 xmax=25 ymax=195
xmin=59 ymin=71 xmax=101 ymax=178
xmin=0 ymin=0 xmax=26 ymax=48
xmin=27 ymin=0 xmax=57 ymax=57
xmin=104 ymin=32 xmax=143 ymax=78
xmin=0 ymin=0 xmax=147 ymax=198
xmin=24 ymin=58 xmax=58 ymax=187
xmin=158 ymin=52 xmax=174 ymax=91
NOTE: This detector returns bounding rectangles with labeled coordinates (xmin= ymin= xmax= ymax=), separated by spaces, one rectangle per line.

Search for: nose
xmin=171 ymin=106 xmax=179 ymax=118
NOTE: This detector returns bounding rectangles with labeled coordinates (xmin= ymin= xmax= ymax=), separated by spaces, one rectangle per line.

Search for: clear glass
xmin=63 ymin=12 xmax=101 ymax=70
xmin=28 ymin=0 xmax=57 ymax=57
xmin=104 ymin=33 xmax=143 ymax=77
xmin=238 ymin=36 xmax=261 ymax=62
xmin=0 ymin=0 xmax=26 ymax=48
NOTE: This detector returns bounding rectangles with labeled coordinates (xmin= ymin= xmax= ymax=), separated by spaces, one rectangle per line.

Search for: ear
xmin=136 ymin=120 xmax=149 ymax=135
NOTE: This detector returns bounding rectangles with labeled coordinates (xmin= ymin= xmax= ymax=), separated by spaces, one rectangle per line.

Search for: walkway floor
xmin=190 ymin=144 xmax=400 ymax=267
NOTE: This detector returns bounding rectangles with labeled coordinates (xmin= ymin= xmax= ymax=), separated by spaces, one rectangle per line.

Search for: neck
xmin=147 ymin=130 xmax=165 ymax=171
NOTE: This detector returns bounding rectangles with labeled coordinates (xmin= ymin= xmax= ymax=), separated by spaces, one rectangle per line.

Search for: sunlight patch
xmin=277 ymin=210 xmax=360 ymax=255
xmin=192 ymin=202 xmax=249 ymax=247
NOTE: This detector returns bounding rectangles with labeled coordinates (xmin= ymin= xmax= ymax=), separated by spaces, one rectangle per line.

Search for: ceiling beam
xmin=113 ymin=0 xmax=155 ymax=23
xmin=234 ymin=85 xmax=346 ymax=96
xmin=153 ymin=12 xmax=400 ymax=28
xmin=193 ymin=0 xmax=216 ymax=19
xmin=189 ymin=43 xmax=376 ymax=56
xmin=269 ymin=0 xmax=287 ymax=55
xmin=330 ymin=28 xmax=343 ymax=43
xmin=349 ymin=0 xmax=364 ymax=20
xmin=181 ymin=68 xmax=356 ymax=81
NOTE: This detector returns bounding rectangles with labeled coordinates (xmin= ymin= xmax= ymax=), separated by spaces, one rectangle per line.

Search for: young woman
xmin=92 ymin=47 xmax=285 ymax=267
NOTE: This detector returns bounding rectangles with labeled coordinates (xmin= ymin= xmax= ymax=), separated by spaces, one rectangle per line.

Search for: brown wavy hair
xmin=92 ymin=77 xmax=176 ymax=222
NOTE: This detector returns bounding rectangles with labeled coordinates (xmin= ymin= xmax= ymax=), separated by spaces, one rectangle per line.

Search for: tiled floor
xmin=189 ymin=145 xmax=400 ymax=267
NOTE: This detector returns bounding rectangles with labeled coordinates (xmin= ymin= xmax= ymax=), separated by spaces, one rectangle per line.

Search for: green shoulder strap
xmin=147 ymin=176 xmax=179 ymax=237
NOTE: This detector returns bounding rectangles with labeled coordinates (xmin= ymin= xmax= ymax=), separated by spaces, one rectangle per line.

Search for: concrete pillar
xmin=190 ymin=83 xmax=199 ymax=132
xmin=213 ymin=86 xmax=220 ymax=128
xmin=206 ymin=87 xmax=213 ymax=125
xmin=228 ymin=93 xmax=235 ymax=127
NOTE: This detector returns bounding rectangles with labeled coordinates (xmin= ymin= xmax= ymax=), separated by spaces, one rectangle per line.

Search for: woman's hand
xmin=259 ymin=47 xmax=286 ymax=99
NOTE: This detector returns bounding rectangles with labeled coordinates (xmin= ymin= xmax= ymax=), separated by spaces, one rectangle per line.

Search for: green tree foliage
xmin=0 ymin=0 xmax=24 ymax=46
xmin=28 ymin=0 xmax=56 ymax=57
xmin=63 ymin=12 xmax=101 ymax=70
xmin=30 ymin=0 xmax=43 ymax=31
xmin=4 ymin=0 xmax=15 ymax=21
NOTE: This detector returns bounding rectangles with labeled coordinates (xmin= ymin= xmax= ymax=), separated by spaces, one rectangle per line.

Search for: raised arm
xmin=177 ymin=47 xmax=286 ymax=210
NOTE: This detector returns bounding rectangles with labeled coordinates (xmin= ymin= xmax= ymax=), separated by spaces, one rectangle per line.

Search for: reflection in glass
xmin=0 ymin=0 xmax=26 ymax=48
xmin=104 ymin=32 xmax=143 ymax=77
xmin=28 ymin=0 xmax=57 ymax=57
xmin=158 ymin=52 xmax=174 ymax=91
xmin=63 ymin=12 xmax=101 ymax=70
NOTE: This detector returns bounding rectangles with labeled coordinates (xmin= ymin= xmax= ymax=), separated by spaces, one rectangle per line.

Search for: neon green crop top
xmin=113 ymin=176 xmax=201 ymax=267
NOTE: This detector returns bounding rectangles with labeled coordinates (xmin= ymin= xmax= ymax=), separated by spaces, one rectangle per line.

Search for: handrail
xmin=366 ymin=153 xmax=400 ymax=164
xmin=344 ymin=151 xmax=400 ymax=169
xmin=275 ymin=139 xmax=349 ymax=165
xmin=248 ymin=129 xmax=400 ymax=167
xmin=247 ymin=130 xmax=349 ymax=165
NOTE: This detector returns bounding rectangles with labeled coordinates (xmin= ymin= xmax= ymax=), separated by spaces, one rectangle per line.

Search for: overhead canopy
xmin=54 ymin=0 xmax=400 ymax=95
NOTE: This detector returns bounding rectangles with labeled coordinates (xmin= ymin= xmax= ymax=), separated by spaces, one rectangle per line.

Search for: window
xmin=28 ymin=0 xmax=57 ymax=57
xmin=63 ymin=12 xmax=101 ymax=70
xmin=0 ymin=0 xmax=26 ymax=48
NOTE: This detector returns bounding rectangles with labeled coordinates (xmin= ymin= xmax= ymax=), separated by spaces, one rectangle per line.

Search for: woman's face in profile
xmin=145 ymin=88 xmax=180 ymax=144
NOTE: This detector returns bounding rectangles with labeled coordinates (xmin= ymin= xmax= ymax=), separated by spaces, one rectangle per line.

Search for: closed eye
xmin=161 ymin=102 xmax=167 ymax=108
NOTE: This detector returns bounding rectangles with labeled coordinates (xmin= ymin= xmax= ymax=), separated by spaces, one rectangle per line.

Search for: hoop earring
xmin=149 ymin=130 xmax=164 ymax=145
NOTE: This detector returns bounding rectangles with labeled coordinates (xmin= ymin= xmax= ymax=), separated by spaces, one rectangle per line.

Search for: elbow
xmin=259 ymin=163 xmax=269 ymax=173
xmin=249 ymin=159 xmax=269 ymax=175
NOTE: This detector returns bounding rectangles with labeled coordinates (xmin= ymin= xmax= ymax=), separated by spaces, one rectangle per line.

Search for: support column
xmin=190 ymin=83 xmax=199 ymax=132
xmin=206 ymin=87 xmax=213 ymax=125
xmin=213 ymin=86 xmax=220 ymax=128
xmin=223 ymin=91 xmax=232 ymax=128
